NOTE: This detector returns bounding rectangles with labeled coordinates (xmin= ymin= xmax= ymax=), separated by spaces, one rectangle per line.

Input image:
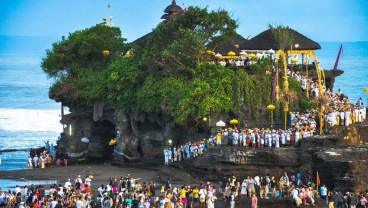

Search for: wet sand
xmin=0 ymin=163 xmax=160 ymax=191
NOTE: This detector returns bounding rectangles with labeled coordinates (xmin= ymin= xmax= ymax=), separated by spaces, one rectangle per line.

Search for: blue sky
xmin=0 ymin=0 xmax=367 ymax=42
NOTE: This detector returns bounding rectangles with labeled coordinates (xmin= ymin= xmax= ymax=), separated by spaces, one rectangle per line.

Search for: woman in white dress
xmin=240 ymin=179 xmax=247 ymax=198
xmin=206 ymin=191 xmax=217 ymax=208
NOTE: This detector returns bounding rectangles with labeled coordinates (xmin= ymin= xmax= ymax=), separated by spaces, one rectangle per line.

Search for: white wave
xmin=0 ymin=108 xmax=63 ymax=132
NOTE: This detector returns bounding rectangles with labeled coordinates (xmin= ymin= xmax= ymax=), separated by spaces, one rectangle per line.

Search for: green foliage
xmin=299 ymin=98 xmax=310 ymax=112
xmin=106 ymin=56 xmax=144 ymax=112
xmin=41 ymin=23 xmax=127 ymax=104
xmin=143 ymin=6 xmax=237 ymax=76
xmin=42 ymin=7 xmax=288 ymax=129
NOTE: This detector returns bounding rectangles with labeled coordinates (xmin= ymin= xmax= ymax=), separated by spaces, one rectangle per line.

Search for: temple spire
xmin=161 ymin=0 xmax=183 ymax=21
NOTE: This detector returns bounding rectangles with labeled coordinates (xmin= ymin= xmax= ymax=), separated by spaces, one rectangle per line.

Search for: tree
xmin=41 ymin=23 xmax=127 ymax=105
xmin=142 ymin=6 xmax=237 ymax=76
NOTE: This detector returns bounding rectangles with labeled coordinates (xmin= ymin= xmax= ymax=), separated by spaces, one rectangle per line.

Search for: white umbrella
xmin=267 ymin=48 xmax=275 ymax=54
xmin=81 ymin=137 xmax=89 ymax=143
xmin=239 ymin=50 xmax=247 ymax=56
xmin=215 ymin=53 xmax=222 ymax=59
xmin=216 ymin=120 xmax=226 ymax=127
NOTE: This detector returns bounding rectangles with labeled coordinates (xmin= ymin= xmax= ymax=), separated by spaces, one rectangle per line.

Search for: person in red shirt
xmin=84 ymin=185 xmax=90 ymax=194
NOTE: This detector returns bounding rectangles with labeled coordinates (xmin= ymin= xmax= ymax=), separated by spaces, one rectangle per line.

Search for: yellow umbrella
xmin=230 ymin=119 xmax=238 ymax=125
xmin=267 ymin=104 xmax=275 ymax=110
xmin=109 ymin=138 xmax=117 ymax=146
xmin=125 ymin=50 xmax=133 ymax=57
xmin=248 ymin=53 xmax=256 ymax=58
xmin=102 ymin=50 xmax=110 ymax=56
xmin=227 ymin=51 xmax=236 ymax=56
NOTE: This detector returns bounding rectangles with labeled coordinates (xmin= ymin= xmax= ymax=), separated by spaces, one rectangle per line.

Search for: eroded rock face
xmin=174 ymin=124 xmax=368 ymax=193
xmin=58 ymin=101 xmax=367 ymax=193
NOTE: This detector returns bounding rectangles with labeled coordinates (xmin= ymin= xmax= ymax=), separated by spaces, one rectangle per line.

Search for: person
xmin=179 ymin=186 xmax=187 ymax=208
xmin=75 ymin=175 xmax=83 ymax=196
xmin=206 ymin=191 xmax=216 ymax=208
xmin=336 ymin=190 xmax=343 ymax=208
xmin=240 ymin=180 xmax=247 ymax=198
xmin=247 ymin=176 xmax=255 ymax=198
xmin=320 ymin=184 xmax=327 ymax=205
xmin=54 ymin=200 xmax=63 ymax=208
xmin=50 ymin=197 xmax=58 ymax=208
xmin=85 ymin=176 xmax=92 ymax=187
xmin=263 ymin=174 xmax=270 ymax=199
xmin=216 ymin=131 xmax=222 ymax=146
xmin=228 ymin=190 xmax=236 ymax=208
xmin=163 ymin=190 xmax=174 ymax=208
xmin=125 ymin=196 xmax=132 ymax=207
xmin=350 ymin=193 xmax=358 ymax=208
xmin=33 ymin=155 xmax=39 ymax=168
xmin=27 ymin=156 xmax=33 ymax=169
xmin=19 ymin=201 xmax=25 ymax=208
xmin=64 ymin=179 xmax=72 ymax=189
xmin=44 ymin=140 xmax=50 ymax=150
xmin=251 ymin=193 xmax=258 ymax=208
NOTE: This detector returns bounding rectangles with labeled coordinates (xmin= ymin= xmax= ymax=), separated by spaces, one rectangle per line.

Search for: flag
xmin=333 ymin=44 xmax=343 ymax=70
xmin=316 ymin=171 xmax=321 ymax=186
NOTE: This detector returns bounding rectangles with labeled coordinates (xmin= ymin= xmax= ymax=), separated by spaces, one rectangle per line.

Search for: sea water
xmin=0 ymin=36 xmax=367 ymax=171
xmin=0 ymin=36 xmax=62 ymax=170
xmin=0 ymin=179 xmax=58 ymax=191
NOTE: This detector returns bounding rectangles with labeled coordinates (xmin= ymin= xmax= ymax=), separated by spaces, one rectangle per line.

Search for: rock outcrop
xmin=170 ymin=123 xmax=368 ymax=193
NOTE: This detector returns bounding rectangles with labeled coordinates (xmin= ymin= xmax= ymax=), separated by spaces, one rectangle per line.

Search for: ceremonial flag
xmin=333 ymin=44 xmax=343 ymax=70
xmin=316 ymin=171 xmax=321 ymax=186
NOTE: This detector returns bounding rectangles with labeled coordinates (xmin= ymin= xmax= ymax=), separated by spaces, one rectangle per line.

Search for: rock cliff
xmin=168 ymin=123 xmax=368 ymax=193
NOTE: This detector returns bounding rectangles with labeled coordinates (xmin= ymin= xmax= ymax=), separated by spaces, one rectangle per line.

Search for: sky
xmin=0 ymin=0 xmax=367 ymax=42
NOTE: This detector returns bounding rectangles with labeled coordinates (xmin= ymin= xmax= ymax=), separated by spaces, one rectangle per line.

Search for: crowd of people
xmin=163 ymin=141 xmax=208 ymax=165
xmin=27 ymin=141 xmax=70 ymax=169
xmin=2 ymin=170 xmax=368 ymax=208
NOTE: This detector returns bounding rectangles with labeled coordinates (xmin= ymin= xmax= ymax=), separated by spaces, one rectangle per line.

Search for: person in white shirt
xmin=50 ymin=197 xmax=58 ymax=208
xmin=14 ymin=185 xmax=21 ymax=194
xmin=320 ymin=185 xmax=328 ymax=205
xmin=75 ymin=196 xmax=84 ymax=208
xmin=64 ymin=179 xmax=72 ymax=189
xmin=85 ymin=176 xmax=92 ymax=187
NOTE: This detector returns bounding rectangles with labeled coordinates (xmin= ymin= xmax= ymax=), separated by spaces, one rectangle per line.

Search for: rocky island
xmin=38 ymin=0 xmax=367 ymax=199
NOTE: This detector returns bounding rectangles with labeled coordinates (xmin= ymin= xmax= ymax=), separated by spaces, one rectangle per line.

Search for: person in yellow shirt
xmin=179 ymin=186 xmax=187 ymax=207
xmin=216 ymin=131 xmax=222 ymax=146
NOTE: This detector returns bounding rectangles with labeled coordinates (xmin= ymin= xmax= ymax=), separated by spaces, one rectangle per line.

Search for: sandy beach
xmin=0 ymin=162 xmax=203 ymax=192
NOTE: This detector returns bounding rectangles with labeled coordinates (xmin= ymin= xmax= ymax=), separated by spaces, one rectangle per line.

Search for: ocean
xmin=0 ymin=36 xmax=367 ymax=172
xmin=0 ymin=36 xmax=62 ymax=171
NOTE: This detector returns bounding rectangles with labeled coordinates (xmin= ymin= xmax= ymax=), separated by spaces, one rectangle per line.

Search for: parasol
xmin=81 ymin=137 xmax=89 ymax=143
xmin=215 ymin=120 xmax=226 ymax=127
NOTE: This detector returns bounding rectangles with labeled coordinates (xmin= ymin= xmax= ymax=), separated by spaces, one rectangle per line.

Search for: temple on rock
xmin=44 ymin=0 xmax=368 ymax=194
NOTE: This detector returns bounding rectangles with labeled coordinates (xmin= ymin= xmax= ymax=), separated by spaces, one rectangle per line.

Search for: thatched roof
xmin=207 ymin=33 xmax=249 ymax=55
xmin=164 ymin=0 xmax=182 ymax=14
xmin=132 ymin=32 xmax=152 ymax=48
xmin=240 ymin=28 xmax=321 ymax=51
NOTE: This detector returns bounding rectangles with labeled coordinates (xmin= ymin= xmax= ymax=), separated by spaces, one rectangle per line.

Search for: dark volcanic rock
xmin=166 ymin=123 xmax=368 ymax=193
xmin=58 ymin=99 xmax=367 ymax=194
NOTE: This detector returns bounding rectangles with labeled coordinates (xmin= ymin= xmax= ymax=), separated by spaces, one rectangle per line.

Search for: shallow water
xmin=0 ymin=179 xmax=58 ymax=191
